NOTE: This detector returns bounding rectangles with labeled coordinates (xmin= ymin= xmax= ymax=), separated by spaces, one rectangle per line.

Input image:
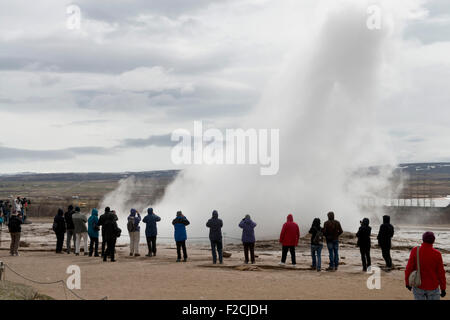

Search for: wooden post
xmin=0 ymin=261 xmax=4 ymax=280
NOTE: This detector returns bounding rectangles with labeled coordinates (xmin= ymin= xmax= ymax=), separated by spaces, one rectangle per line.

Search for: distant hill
xmin=0 ymin=170 xmax=180 ymax=217
xmin=1 ymin=163 xmax=450 ymax=180
xmin=397 ymin=162 xmax=450 ymax=175
xmin=0 ymin=170 xmax=180 ymax=182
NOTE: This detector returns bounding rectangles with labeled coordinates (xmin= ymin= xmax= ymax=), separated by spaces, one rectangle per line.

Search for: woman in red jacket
xmin=279 ymin=214 xmax=300 ymax=267
xmin=405 ymin=232 xmax=446 ymax=300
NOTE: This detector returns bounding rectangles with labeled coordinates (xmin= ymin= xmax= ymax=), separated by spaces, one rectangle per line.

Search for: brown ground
xmin=1 ymin=244 xmax=442 ymax=300
xmin=0 ymin=219 xmax=448 ymax=300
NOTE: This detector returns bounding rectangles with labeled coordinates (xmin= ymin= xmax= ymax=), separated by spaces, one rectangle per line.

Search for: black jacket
xmin=308 ymin=218 xmax=323 ymax=245
xmin=356 ymin=218 xmax=371 ymax=248
xmin=206 ymin=211 xmax=223 ymax=241
xmin=65 ymin=209 xmax=75 ymax=230
xmin=53 ymin=210 xmax=66 ymax=234
xmin=99 ymin=212 xmax=119 ymax=241
xmin=377 ymin=215 xmax=394 ymax=248
xmin=98 ymin=211 xmax=118 ymax=238
xmin=8 ymin=215 xmax=22 ymax=233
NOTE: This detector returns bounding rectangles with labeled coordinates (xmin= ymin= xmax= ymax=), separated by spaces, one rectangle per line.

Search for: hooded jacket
xmin=143 ymin=208 xmax=161 ymax=237
xmin=356 ymin=218 xmax=371 ymax=248
xmin=127 ymin=209 xmax=141 ymax=232
xmin=239 ymin=216 xmax=257 ymax=243
xmin=88 ymin=209 xmax=99 ymax=238
xmin=53 ymin=209 xmax=66 ymax=234
xmin=172 ymin=214 xmax=190 ymax=242
xmin=65 ymin=206 xmax=75 ymax=230
xmin=72 ymin=211 xmax=88 ymax=233
xmin=279 ymin=214 xmax=300 ymax=247
xmin=377 ymin=215 xmax=394 ymax=248
xmin=206 ymin=210 xmax=223 ymax=241
xmin=323 ymin=212 xmax=343 ymax=242
xmin=405 ymin=242 xmax=446 ymax=291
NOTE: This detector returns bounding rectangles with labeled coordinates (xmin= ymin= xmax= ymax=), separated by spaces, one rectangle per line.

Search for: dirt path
xmin=0 ymin=244 xmax=430 ymax=300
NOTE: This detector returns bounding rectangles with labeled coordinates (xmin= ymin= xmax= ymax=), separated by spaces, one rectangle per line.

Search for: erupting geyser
xmin=102 ymin=1 xmax=400 ymax=240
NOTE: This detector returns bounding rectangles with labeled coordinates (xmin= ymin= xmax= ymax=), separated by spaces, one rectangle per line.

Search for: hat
xmin=422 ymin=231 xmax=435 ymax=244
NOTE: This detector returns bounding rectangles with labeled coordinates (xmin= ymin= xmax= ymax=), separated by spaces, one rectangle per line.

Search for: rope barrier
xmin=118 ymin=234 xmax=239 ymax=241
xmin=0 ymin=229 xmax=242 ymax=300
xmin=2 ymin=263 xmax=107 ymax=300
xmin=118 ymin=233 xmax=226 ymax=240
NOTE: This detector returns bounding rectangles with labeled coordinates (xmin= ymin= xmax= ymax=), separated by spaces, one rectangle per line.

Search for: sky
xmin=0 ymin=0 xmax=449 ymax=174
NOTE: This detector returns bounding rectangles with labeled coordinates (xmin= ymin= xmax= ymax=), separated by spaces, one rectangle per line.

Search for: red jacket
xmin=279 ymin=214 xmax=300 ymax=246
xmin=405 ymin=243 xmax=446 ymax=291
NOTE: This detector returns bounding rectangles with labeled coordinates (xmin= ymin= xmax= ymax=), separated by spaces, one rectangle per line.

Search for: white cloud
xmin=117 ymin=66 xmax=194 ymax=92
xmin=0 ymin=0 xmax=449 ymax=172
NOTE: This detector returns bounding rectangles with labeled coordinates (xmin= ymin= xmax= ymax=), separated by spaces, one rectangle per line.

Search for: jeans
xmin=210 ymin=240 xmax=223 ymax=264
xmin=66 ymin=229 xmax=76 ymax=253
xmin=412 ymin=287 xmax=441 ymax=300
xmin=146 ymin=236 xmax=157 ymax=255
xmin=55 ymin=232 xmax=65 ymax=252
xmin=10 ymin=232 xmax=21 ymax=255
xmin=176 ymin=240 xmax=187 ymax=260
xmin=101 ymin=236 xmax=106 ymax=257
xmin=104 ymin=238 xmax=117 ymax=261
xmin=360 ymin=246 xmax=371 ymax=270
xmin=381 ymin=245 xmax=392 ymax=268
xmin=129 ymin=231 xmax=140 ymax=255
xmin=89 ymin=236 xmax=99 ymax=256
xmin=327 ymin=240 xmax=339 ymax=269
xmin=243 ymin=242 xmax=255 ymax=263
xmin=281 ymin=246 xmax=296 ymax=264
xmin=75 ymin=232 xmax=88 ymax=254
xmin=311 ymin=244 xmax=323 ymax=270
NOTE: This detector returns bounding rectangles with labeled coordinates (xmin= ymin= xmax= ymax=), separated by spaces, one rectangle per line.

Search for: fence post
xmin=223 ymin=232 xmax=227 ymax=252
xmin=0 ymin=261 xmax=4 ymax=280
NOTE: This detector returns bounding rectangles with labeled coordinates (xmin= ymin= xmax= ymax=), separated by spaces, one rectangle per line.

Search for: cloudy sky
xmin=0 ymin=0 xmax=449 ymax=173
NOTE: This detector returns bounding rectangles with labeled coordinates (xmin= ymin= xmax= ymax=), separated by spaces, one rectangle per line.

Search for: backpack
xmin=127 ymin=217 xmax=136 ymax=232
xmin=312 ymin=227 xmax=324 ymax=245
xmin=116 ymin=226 xmax=122 ymax=238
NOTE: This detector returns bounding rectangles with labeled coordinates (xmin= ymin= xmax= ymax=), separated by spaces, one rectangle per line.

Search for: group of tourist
xmin=52 ymin=205 xmax=121 ymax=261
xmin=0 ymin=197 xmax=30 ymax=226
xmin=2 ymin=205 xmax=446 ymax=300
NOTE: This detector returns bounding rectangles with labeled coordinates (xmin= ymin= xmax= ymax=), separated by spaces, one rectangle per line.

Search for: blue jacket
xmin=172 ymin=216 xmax=190 ymax=242
xmin=143 ymin=208 xmax=161 ymax=237
xmin=88 ymin=209 xmax=99 ymax=238
xmin=239 ymin=218 xmax=257 ymax=243
xmin=127 ymin=211 xmax=141 ymax=232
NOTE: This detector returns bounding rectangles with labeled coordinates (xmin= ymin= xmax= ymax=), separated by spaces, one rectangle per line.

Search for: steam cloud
xmin=100 ymin=1 xmax=408 ymax=241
